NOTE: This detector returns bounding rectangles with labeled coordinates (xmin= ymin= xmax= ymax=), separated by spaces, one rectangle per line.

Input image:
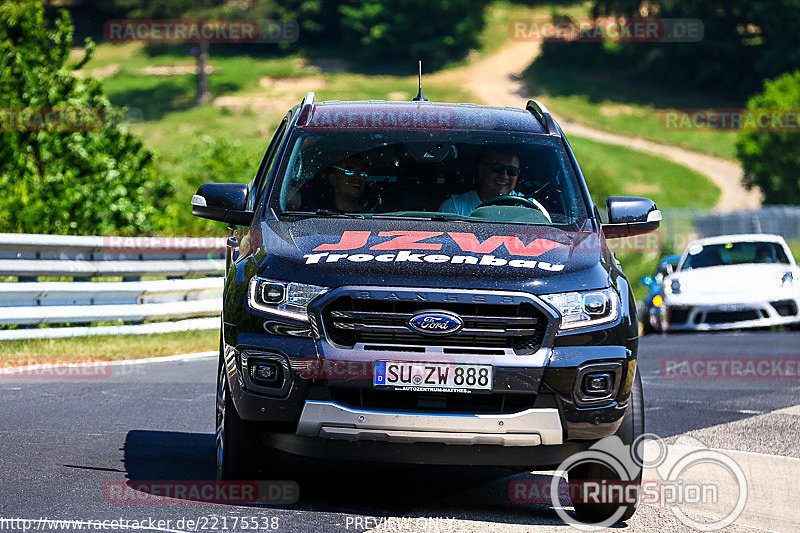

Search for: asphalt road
xmin=1 ymin=331 xmax=799 ymax=532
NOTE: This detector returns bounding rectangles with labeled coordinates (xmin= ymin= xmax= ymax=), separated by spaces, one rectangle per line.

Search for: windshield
xmin=268 ymin=130 xmax=588 ymax=228
xmin=681 ymin=241 xmax=790 ymax=270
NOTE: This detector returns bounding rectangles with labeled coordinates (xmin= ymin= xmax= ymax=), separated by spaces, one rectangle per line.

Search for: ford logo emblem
xmin=407 ymin=311 xmax=464 ymax=336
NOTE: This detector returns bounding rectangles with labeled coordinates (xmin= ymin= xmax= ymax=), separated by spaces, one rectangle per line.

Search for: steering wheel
xmin=475 ymin=195 xmax=552 ymax=221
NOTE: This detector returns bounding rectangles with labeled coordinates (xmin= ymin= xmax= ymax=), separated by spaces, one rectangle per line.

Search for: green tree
xmin=110 ymin=0 xmax=275 ymax=104
xmin=0 ymin=0 xmax=172 ymax=235
xmin=736 ymin=71 xmax=800 ymax=204
xmin=338 ymin=0 xmax=488 ymax=66
xmin=584 ymin=0 xmax=800 ymax=92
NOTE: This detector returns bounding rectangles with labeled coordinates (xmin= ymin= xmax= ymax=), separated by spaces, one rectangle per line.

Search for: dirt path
xmin=445 ymin=41 xmax=761 ymax=212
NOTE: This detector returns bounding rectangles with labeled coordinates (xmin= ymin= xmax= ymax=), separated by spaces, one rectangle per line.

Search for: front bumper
xmin=295 ymin=400 xmax=563 ymax=446
xmin=223 ymin=283 xmax=638 ymax=466
xmin=662 ymin=297 xmax=800 ymax=331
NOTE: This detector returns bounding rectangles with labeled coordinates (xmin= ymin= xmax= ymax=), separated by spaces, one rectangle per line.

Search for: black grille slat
xmin=329 ymin=387 xmax=537 ymax=414
xmin=669 ymin=307 xmax=691 ymax=324
xmin=330 ymin=309 xmax=538 ymax=325
xmin=321 ymin=295 xmax=548 ymax=354
xmin=333 ymin=322 xmax=537 ymax=337
xmin=704 ymin=309 xmax=761 ymax=324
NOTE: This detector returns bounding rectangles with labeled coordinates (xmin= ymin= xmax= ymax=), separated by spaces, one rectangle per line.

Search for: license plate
xmin=373 ymin=361 xmax=493 ymax=392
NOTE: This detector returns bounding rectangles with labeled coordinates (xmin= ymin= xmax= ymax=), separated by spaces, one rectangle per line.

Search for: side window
xmin=246 ymin=117 xmax=289 ymax=211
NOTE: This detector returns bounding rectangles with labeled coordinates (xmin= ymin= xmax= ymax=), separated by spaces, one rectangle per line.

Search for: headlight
xmin=665 ymin=278 xmax=683 ymax=295
xmin=248 ymin=277 xmax=329 ymax=322
xmin=779 ymin=271 xmax=796 ymax=288
xmin=541 ymin=288 xmax=619 ymax=330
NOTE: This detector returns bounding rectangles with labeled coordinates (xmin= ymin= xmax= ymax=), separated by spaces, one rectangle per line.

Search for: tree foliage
xmin=0 ymin=0 xmax=172 ymax=234
xmin=546 ymin=0 xmax=800 ymax=93
xmin=173 ymin=0 xmax=487 ymax=67
xmin=338 ymin=0 xmax=488 ymax=66
xmin=736 ymin=71 xmax=800 ymax=205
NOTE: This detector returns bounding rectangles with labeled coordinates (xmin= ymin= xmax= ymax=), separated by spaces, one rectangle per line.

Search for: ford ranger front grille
xmin=320 ymin=297 xmax=548 ymax=354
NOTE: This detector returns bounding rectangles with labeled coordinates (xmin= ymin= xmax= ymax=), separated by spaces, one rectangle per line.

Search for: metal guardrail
xmin=695 ymin=206 xmax=800 ymax=241
xmin=0 ymin=233 xmax=226 ymax=340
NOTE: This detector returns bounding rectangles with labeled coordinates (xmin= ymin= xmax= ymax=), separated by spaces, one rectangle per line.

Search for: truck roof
xmin=299 ymin=99 xmax=552 ymax=134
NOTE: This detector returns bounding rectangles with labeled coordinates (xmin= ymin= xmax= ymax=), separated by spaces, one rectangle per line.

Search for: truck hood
xmin=253 ymin=218 xmax=612 ymax=294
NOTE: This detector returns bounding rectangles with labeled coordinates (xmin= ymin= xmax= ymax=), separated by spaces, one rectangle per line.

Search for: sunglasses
xmin=482 ymin=161 xmax=520 ymax=177
xmin=332 ymin=165 xmax=369 ymax=179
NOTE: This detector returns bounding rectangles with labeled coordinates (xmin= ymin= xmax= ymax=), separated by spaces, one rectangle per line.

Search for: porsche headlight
xmin=665 ymin=278 xmax=683 ymax=295
xmin=248 ymin=277 xmax=329 ymax=322
xmin=541 ymin=288 xmax=619 ymax=331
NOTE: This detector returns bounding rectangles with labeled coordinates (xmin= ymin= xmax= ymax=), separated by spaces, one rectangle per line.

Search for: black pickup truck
xmin=192 ymin=94 xmax=659 ymax=525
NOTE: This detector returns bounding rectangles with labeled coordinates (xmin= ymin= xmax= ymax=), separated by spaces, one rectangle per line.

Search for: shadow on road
xmin=121 ymin=430 xmax=581 ymax=527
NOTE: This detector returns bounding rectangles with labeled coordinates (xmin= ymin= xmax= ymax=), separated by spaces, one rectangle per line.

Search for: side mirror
xmin=640 ymin=276 xmax=655 ymax=287
xmin=602 ymin=196 xmax=661 ymax=238
xmin=191 ymin=183 xmax=253 ymax=225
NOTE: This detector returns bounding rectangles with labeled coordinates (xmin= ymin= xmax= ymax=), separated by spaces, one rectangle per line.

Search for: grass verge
xmin=0 ymin=329 xmax=219 ymax=368
xmin=570 ymin=136 xmax=720 ymax=209
xmin=526 ymin=60 xmax=740 ymax=160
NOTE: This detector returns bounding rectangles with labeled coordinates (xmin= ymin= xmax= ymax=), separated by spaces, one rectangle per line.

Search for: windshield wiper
xmin=282 ymin=209 xmax=365 ymax=219
xmin=427 ymin=214 xmax=469 ymax=222
xmin=367 ymin=213 xmax=470 ymax=222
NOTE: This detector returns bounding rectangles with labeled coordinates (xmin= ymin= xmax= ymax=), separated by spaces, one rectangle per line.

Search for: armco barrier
xmin=695 ymin=206 xmax=800 ymax=241
xmin=0 ymin=234 xmax=225 ymax=340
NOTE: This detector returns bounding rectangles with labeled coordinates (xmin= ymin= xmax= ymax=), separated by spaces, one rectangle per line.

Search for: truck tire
xmin=568 ymin=368 xmax=644 ymax=525
xmin=216 ymin=353 xmax=263 ymax=481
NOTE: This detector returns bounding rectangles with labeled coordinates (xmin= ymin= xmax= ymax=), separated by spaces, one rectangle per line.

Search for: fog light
xmin=582 ymin=372 xmax=613 ymax=396
xmin=251 ymin=361 xmax=280 ymax=385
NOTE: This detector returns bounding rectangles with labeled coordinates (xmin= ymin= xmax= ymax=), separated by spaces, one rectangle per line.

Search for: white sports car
xmin=661 ymin=234 xmax=800 ymax=331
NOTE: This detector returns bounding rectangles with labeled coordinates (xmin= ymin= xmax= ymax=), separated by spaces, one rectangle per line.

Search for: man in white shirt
xmin=438 ymin=147 xmax=525 ymax=216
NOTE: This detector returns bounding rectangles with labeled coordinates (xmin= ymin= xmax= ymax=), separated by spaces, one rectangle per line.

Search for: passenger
xmin=292 ymin=154 xmax=378 ymax=213
xmin=326 ymin=155 xmax=370 ymax=212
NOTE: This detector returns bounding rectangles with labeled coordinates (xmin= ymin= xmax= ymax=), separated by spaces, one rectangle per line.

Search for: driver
xmin=438 ymin=147 xmax=528 ymax=216
xmin=754 ymin=245 xmax=775 ymax=263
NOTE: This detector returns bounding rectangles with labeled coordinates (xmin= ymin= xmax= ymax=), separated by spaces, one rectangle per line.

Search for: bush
xmin=0 ymin=1 xmax=172 ymax=235
xmin=161 ymin=135 xmax=256 ymax=235
xmin=736 ymin=71 xmax=800 ymax=205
